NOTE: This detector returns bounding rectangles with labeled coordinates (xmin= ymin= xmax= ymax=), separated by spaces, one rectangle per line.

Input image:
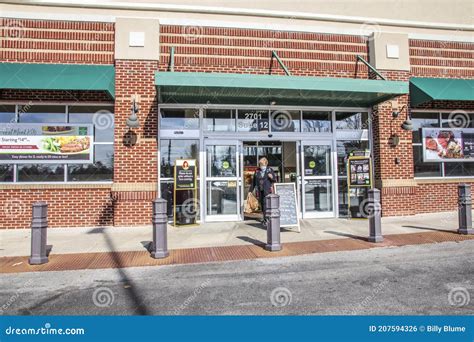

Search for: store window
xmin=159 ymin=139 xmax=200 ymax=220
xmin=203 ymin=109 xmax=236 ymax=132
xmin=335 ymin=112 xmax=369 ymax=130
xmin=412 ymin=112 xmax=474 ymax=178
xmin=0 ymin=105 xmax=16 ymax=182
xmin=0 ymin=104 xmax=114 ymax=183
xmin=160 ymin=108 xmax=199 ymax=130
xmin=336 ymin=140 xmax=370 ymax=217
xmin=271 ymin=110 xmax=300 ymax=132
xmin=237 ymin=109 xmax=269 ymax=132
xmin=302 ymin=111 xmax=332 ymax=132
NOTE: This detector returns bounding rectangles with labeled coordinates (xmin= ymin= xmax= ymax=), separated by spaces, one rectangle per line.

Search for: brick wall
xmin=372 ymin=39 xmax=474 ymax=217
xmin=112 ymin=60 xmax=159 ymax=226
xmin=0 ymin=18 xmax=114 ymax=64
xmin=0 ymin=17 xmax=116 ymax=229
xmin=0 ymin=188 xmax=113 ymax=229
xmin=158 ymin=25 xmax=370 ymax=78
xmin=409 ymin=39 xmax=474 ymax=78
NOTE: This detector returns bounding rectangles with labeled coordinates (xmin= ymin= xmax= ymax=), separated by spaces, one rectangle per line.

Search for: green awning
xmin=410 ymin=77 xmax=474 ymax=107
xmin=155 ymin=72 xmax=408 ymax=107
xmin=0 ymin=63 xmax=115 ymax=99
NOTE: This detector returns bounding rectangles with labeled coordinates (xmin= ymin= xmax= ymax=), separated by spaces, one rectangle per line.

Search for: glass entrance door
xmin=204 ymin=140 xmax=242 ymax=221
xmin=301 ymin=141 xmax=335 ymax=218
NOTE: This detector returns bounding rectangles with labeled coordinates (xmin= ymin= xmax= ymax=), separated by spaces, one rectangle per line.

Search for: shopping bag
xmin=247 ymin=192 xmax=260 ymax=212
xmin=244 ymin=194 xmax=252 ymax=214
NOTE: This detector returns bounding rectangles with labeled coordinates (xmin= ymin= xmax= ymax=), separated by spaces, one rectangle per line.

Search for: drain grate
xmin=1 ymin=231 xmax=473 ymax=274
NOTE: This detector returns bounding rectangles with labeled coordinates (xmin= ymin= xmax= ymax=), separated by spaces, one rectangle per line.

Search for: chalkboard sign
xmin=274 ymin=183 xmax=300 ymax=232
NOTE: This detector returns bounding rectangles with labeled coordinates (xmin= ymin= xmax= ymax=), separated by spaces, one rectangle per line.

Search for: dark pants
xmin=259 ymin=191 xmax=270 ymax=221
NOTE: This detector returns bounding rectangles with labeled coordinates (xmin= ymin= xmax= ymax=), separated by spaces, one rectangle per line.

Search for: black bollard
xmin=368 ymin=189 xmax=383 ymax=243
xmin=458 ymin=184 xmax=473 ymax=235
xmin=29 ymin=202 xmax=49 ymax=265
xmin=264 ymin=194 xmax=282 ymax=251
xmin=151 ymin=198 xmax=170 ymax=258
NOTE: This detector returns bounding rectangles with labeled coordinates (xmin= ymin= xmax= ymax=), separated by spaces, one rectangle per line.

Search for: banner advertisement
xmin=0 ymin=124 xmax=94 ymax=164
xmin=422 ymin=127 xmax=474 ymax=162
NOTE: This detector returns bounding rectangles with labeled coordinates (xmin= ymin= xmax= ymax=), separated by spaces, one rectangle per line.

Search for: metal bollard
xmin=264 ymin=194 xmax=282 ymax=251
xmin=151 ymin=198 xmax=170 ymax=258
xmin=368 ymin=189 xmax=383 ymax=243
xmin=458 ymin=184 xmax=473 ymax=235
xmin=29 ymin=202 xmax=49 ymax=265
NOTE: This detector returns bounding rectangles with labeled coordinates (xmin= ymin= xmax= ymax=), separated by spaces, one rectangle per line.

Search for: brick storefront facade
xmin=0 ymin=16 xmax=473 ymax=228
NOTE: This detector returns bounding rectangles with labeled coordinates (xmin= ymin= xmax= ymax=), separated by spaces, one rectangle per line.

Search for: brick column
xmin=371 ymin=70 xmax=417 ymax=216
xmin=112 ymin=60 xmax=159 ymax=226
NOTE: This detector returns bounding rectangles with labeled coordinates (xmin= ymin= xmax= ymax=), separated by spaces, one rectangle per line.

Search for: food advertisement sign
xmin=175 ymin=159 xmax=197 ymax=189
xmin=422 ymin=128 xmax=474 ymax=162
xmin=347 ymin=157 xmax=372 ymax=187
xmin=0 ymin=124 xmax=93 ymax=164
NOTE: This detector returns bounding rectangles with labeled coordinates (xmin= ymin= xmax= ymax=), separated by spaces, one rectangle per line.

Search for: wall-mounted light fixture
xmin=126 ymin=98 xmax=140 ymax=128
xmin=390 ymin=102 xmax=412 ymax=131
xmin=400 ymin=106 xmax=413 ymax=131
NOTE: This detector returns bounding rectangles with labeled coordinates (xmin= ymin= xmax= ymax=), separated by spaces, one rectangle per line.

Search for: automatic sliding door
xmin=301 ymin=141 xmax=335 ymax=218
xmin=204 ymin=140 xmax=241 ymax=221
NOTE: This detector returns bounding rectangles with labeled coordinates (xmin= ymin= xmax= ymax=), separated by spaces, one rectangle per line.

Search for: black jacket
xmin=250 ymin=167 xmax=277 ymax=197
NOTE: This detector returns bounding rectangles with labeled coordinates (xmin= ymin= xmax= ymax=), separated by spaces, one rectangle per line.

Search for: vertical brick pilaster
xmin=113 ymin=60 xmax=159 ymax=226
xmin=371 ymin=70 xmax=417 ymax=216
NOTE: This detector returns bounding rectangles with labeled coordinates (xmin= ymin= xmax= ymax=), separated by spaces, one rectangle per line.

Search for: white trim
xmin=3 ymin=1 xmax=473 ymax=31
xmin=2 ymin=8 xmax=473 ymax=43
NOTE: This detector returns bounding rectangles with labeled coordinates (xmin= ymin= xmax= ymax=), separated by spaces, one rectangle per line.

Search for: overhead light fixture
xmin=126 ymin=98 xmax=140 ymax=128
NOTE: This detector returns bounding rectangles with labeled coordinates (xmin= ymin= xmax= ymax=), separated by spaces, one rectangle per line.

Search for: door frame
xmin=300 ymin=139 xmax=337 ymax=219
xmin=202 ymin=139 xmax=243 ymax=222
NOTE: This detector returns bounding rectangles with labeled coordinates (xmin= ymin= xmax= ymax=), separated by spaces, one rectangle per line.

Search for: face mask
xmin=260 ymin=166 xmax=267 ymax=171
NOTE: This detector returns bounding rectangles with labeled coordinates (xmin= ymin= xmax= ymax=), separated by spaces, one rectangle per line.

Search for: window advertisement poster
xmin=422 ymin=128 xmax=474 ymax=162
xmin=175 ymin=159 xmax=197 ymax=190
xmin=174 ymin=159 xmax=198 ymax=226
xmin=0 ymin=124 xmax=94 ymax=164
xmin=347 ymin=156 xmax=372 ymax=187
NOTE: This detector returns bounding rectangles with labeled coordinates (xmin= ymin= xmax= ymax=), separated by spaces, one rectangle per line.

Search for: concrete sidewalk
xmin=0 ymin=211 xmax=462 ymax=257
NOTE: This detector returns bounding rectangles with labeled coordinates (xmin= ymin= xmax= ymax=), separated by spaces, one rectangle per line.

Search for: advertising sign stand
xmin=173 ymin=159 xmax=198 ymax=227
xmin=273 ymin=183 xmax=300 ymax=232
xmin=347 ymin=151 xmax=373 ymax=219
